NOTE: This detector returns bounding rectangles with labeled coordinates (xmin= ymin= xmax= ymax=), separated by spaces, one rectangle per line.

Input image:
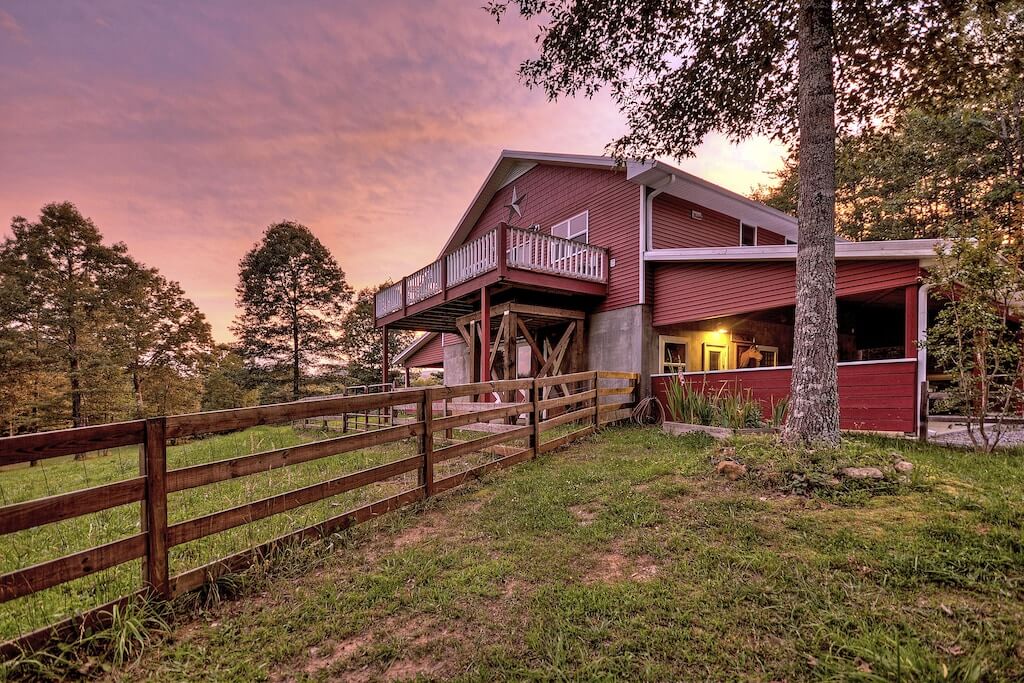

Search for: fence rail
xmin=0 ymin=371 xmax=637 ymax=658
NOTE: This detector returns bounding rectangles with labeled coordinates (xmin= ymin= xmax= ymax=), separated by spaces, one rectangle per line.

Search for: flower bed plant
xmin=663 ymin=375 xmax=787 ymax=430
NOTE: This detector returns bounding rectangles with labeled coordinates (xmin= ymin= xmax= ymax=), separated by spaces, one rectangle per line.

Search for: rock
xmin=840 ymin=466 xmax=884 ymax=480
xmin=894 ymin=460 xmax=914 ymax=473
xmin=715 ymin=460 xmax=747 ymax=480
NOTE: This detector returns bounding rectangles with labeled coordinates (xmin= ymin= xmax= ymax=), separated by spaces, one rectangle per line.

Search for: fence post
xmin=142 ymin=417 xmax=170 ymax=599
xmin=592 ymin=371 xmax=601 ymax=429
xmin=421 ymin=389 xmax=434 ymax=495
xmin=531 ymin=377 xmax=541 ymax=456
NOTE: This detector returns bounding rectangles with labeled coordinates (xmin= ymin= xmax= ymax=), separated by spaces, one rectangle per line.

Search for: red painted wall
xmin=404 ymin=333 xmax=444 ymax=367
xmin=651 ymin=194 xmax=739 ymax=248
xmin=652 ymin=260 xmax=920 ymax=326
xmin=460 ymin=164 xmax=640 ymax=312
xmin=651 ymin=359 xmax=918 ymax=433
xmin=757 ymin=228 xmax=787 ymax=245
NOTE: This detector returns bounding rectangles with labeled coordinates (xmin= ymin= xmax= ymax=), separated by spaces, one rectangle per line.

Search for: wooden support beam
xmin=537 ymin=322 xmax=576 ymax=378
xmin=905 ymin=284 xmax=918 ymax=358
xmin=479 ymin=286 xmax=491 ymax=388
xmin=382 ymin=324 xmax=390 ymax=386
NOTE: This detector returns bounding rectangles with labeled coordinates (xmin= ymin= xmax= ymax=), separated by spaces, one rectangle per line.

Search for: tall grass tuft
xmin=664 ymin=376 xmax=766 ymax=428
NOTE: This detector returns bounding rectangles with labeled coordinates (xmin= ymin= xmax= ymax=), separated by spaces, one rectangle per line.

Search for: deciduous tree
xmin=232 ymin=221 xmax=353 ymax=400
xmin=340 ymin=285 xmax=413 ymax=387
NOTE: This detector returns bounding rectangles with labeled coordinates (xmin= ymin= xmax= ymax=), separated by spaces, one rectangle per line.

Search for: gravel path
xmin=930 ymin=425 xmax=1024 ymax=448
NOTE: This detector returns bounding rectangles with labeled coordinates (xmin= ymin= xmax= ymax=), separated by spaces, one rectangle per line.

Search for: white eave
xmin=627 ymin=159 xmax=802 ymax=242
xmin=644 ymin=239 xmax=944 ymax=263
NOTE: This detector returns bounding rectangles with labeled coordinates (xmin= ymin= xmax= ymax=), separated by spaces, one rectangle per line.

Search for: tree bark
xmin=783 ymin=0 xmax=840 ymax=446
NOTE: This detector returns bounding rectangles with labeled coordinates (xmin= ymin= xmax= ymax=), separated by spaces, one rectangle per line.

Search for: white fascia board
xmin=645 ymin=239 xmax=944 ymax=263
xmin=627 ymin=159 xmax=799 ymax=240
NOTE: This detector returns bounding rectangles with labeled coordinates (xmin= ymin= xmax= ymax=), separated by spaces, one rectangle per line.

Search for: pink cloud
xmin=0 ymin=2 xmax=785 ymax=341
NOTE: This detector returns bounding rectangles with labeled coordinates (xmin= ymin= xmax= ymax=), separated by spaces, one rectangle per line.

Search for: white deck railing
xmin=506 ymin=227 xmax=607 ymax=283
xmin=375 ymin=282 xmax=403 ymax=318
xmin=405 ymin=260 xmax=443 ymax=305
xmin=446 ymin=228 xmax=498 ymax=286
xmin=375 ymin=225 xmax=609 ymax=321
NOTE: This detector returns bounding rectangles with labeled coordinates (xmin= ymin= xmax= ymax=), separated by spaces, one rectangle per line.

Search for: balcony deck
xmin=375 ymin=224 xmax=609 ymax=331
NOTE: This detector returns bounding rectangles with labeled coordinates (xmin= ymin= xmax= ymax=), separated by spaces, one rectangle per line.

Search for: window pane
xmin=741 ymin=224 xmax=756 ymax=246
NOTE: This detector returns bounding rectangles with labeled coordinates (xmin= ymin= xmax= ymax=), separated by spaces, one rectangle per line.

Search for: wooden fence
xmin=0 ymin=371 xmax=637 ymax=658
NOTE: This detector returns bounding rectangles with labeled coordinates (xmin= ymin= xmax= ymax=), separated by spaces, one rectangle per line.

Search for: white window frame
xmin=702 ymin=342 xmax=728 ymax=371
xmin=551 ymin=210 xmax=589 ymax=243
xmin=659 ymin=335 xmax=690 ymax=374
xmin=740 ymin=222 xmax=757 ymax=246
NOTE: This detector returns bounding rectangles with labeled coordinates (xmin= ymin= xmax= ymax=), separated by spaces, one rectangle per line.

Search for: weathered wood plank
xmin=169 ymin=488 xmax=425 ymax=597
xmin=596 ymin=371 xmax=640 ymax=380
xmin=167 ymin=455 xmax=422 ymax=546
xmin=598 ymin=400 xmax=634 ymax=414
xmin=539 ymin=406 xmax=595 ymax=433
xmin=0 ymin=421 xmax=146 ymax=467
xmin=432 ymin=448 xmax=533 ymax=494
xmin=0 ymin=534 xmax=147 ymax=602
xmin=431 ymin=403 xmax=530 ymax=432
xmin=167 ymin=422 xmax=424 ymax=492
xmin=429 ymin=379 xmax=534 ymax=400
xmin=165 ymin=390 xmax=422 ymax=439
xmin=0 ymin=477 xmax=145 ymax=536
xmin=535 ymin=370 xmax=595 ymax=388
xmin=432 ymin=426 xmax=532 ymax=464
xmin=538 ymin=389 xmax=596 ymax=412
xmin=597 ymin=386 xmax=635 ymax=397
xmin=539 ymin=425 xmax=596 ymax=454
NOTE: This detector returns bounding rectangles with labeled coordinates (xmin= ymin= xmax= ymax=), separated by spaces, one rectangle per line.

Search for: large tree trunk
xmin=292 ymin=319 xmax=301 ymax=400
xmin=69 ymin=324 xmax=83 ymax=429
xmin=783 ymin=0 xmax=840 ymax=446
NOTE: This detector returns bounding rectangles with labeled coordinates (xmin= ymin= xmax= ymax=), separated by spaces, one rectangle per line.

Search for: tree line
xmin=0 ymin=205 xmax=411 ymax=436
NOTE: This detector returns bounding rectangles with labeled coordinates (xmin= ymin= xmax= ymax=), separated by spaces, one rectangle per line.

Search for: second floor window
xmin=551 ymin=211 xmax=589 ymax=243
xmin=741 ymin=223 xmax=757 ymax=246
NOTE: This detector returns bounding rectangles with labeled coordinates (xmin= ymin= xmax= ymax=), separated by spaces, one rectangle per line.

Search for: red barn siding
xmin=651 ymin=194 xmax=739 ymax=248
xmin=404 ymin=334 xmax=443 ymax=367
xmin=757 ymin=228 xmax=787 ymax=245
xmin=652 ymin=260 xmax=920 ymax=326
xmin=459 ymin=164 xmax=640 ymax=312
xmin=651 ymin=359 xmax=917 ymax=433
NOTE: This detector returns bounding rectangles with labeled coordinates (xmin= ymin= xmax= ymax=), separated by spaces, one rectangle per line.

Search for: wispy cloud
xmin=0 ymin=9 xmax=27 ymax=43
xmin=0 ymin=1 xmax=785 ymax=340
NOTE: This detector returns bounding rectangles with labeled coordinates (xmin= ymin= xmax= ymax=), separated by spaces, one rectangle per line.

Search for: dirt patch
xmin=569 ymin=503 xmax=601 ymax=526
xmin=301 ymin=633 xmax=373 ymax=678
xmin=585 ymin=542 xmax=660 ymax=584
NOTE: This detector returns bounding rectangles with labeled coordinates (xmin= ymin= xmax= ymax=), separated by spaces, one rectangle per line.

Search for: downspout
xmin=917 ymin=283 xmax=932 ymax=438
xmin=638 ymin=174 xmax=677 ymax=305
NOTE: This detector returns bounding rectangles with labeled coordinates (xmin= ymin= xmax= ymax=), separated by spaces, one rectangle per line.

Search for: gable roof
xmin=394 ymin=332 xmax=439 ymax=366
xmin=437 ymin=150 xmax=800 ymax=257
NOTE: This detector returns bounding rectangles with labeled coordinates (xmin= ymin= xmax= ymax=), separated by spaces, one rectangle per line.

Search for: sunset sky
xmin=0 ymin=1 xmax=788 ymax=341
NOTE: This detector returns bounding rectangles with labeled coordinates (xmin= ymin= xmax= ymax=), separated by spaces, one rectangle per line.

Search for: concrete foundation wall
xmin=586 ymin=304 xmax=656 ymax=395
xmin=443 ymin=341 xmax=470 ymax=387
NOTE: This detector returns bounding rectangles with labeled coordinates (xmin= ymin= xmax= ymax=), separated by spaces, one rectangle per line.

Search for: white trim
xmin=658 ymin=335 xmax=690 ymax=374
xmin=650 ymin=356 xmax=917 ymax=379
xmin=916 ymin=283 xmax=930 ymax=431
xmin=645 ymin=239 xmax=944 ymax=263
xmin=638 ymin=184 xmax=646 ymax=304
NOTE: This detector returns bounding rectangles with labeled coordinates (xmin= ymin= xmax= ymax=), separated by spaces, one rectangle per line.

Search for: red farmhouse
xmin=376 ymin=151 xmax=940 ymax=434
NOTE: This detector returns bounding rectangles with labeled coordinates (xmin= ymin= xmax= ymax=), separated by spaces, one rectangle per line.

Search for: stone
xmin=840 ymin=466 xmax=885 ymax=480
xmin=715 ymin=460 xmax=747 ymax=481
xmin=894 ymin=460 xmax=914 ymax=473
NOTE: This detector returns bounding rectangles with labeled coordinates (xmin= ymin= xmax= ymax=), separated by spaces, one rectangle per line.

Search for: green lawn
xmin=86 ymin=426 xmax=1024 ymax=682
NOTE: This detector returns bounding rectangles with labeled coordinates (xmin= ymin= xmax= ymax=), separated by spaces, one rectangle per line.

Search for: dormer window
xmin=551 ymin=211 xmax=589 ymax=243
xmin=741 ymin=223 xmax=757 ymax=246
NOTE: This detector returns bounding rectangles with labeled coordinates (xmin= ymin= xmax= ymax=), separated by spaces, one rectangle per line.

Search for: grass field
xmin=0 ymin=420 xmax=532 ymax=644
xmin=93 ymin=426 xmax=1023 ymax=682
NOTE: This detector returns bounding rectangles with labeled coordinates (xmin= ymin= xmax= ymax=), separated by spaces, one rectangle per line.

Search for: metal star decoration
xmin=504 ymin=186 xmax=526 ymax=222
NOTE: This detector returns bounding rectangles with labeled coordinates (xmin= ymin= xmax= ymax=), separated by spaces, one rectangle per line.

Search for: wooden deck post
xmin=479 ymin=286 xmax=491 ymax=389
xmin=382 ymin=324 xmax=390 ymax=387
xmin=531 ymin=377 xmax=541 ymax=456
xmin=142 ymin=417 xmax=170 ymax=599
